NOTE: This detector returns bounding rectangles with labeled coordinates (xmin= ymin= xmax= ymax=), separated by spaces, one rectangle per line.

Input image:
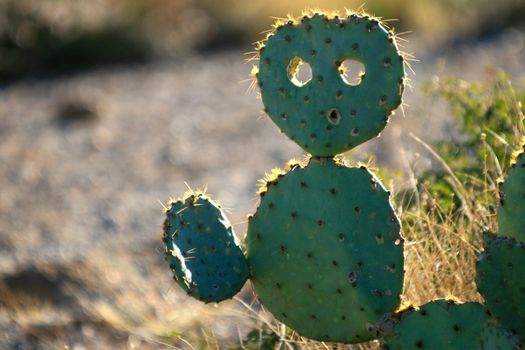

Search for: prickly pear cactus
xmin=380 ymin=300 xmax=491 ymax=350
xmin=162 ymin=9 xmax=407 ymax=345
xmin=162 ymin=193 xmax=249 ymax=303
xmin=476 ymin=237 xmax=525 ymax=341
xmin=246 ymin=157 xmax=403 ymax=343
xmin=478 ymin=322 xmax=522 ymax=350
xmin=497 ymin=146 xmax=525 ymax=242
xmin=257 ymin=12 xmax=405 ymax=156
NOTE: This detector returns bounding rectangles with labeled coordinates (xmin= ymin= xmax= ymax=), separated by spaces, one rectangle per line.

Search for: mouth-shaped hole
xmin=338 ymin=59 xmax=365 ymax=86
xmin=287 ymin=57 xmax=312 ymax=87
xmin=327 ymin=108 xmax=341 ymax=125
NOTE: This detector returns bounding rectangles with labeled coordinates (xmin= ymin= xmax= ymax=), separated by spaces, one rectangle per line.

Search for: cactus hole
xmin=327 ymin=108 xmax=341 ymax=125
xmin=339 ymin=59 xmax=365 ymax=86
xmin=287 ymin=57 xmax=312 ymax=87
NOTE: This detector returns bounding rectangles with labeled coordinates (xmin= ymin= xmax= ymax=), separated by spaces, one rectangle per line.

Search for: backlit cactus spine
xmin=162 ymin=9 xmax=407 ymax=345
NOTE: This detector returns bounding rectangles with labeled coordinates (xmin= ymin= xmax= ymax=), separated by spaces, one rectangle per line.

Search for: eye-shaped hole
xmin=338 ymin=59 xmax=365 ymax=86
xmin=287 ymin=56 xmax=312 ymax=87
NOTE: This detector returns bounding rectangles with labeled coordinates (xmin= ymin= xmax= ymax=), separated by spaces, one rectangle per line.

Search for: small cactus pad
xmin=257 ymin=12 xmax=405 ymax=156
xmin=476 ymin=237 xmax=525 ymax=340
xmin=478 ymin=322 xmax=522 ymax=350
xmin=380 ymin=300 xmax=490 ymax=349
xmin=246 ymin=158 xmax=404 ymax=343
xmin=162 ymin=193 xmax=249 ymax=303
xmin=498 ymin=147 xmax=525 ymax=242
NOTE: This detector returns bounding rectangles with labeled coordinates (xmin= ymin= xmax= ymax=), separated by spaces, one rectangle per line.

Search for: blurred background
xmin=0 ymin=0 xmax=524 ymax=349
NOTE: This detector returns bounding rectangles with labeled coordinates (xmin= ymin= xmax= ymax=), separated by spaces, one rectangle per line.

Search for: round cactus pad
xmin=257 ymin=13 xmax=405 ymax=156
xmin=162 ymin=193 xmax=249 ymax=303
xmin=381 ymin=300 xmax=490 ymax=350
xmin=478 ymin=323 xmax=522 ymax=350
xmin=498 ymin=147 xmax=525 ymax=242
xmin=246 ymin=158 xmax=404 ymax=343
xmin=476 ymin=237 xmax=525 ymax=341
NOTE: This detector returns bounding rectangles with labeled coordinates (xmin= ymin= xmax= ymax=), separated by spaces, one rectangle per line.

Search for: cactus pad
xmin=246 ymin=158 xmax=404 ymax=343
xmin=257 ymin=12 xmax=405 ymax=156
xmin=380 ymin=300 xmax=490 ymax=350
xmin=478 ymin=322 xmax=522 ymax=350
xmin=498 ymin=147 xmax=525 ymax=242
xmin=162 ymin=193 xmax=249 ymax=303
xmin=476 ymin=237 xmax=525 ymax=340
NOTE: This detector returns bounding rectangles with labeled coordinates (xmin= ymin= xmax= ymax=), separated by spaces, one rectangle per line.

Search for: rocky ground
xmin=0 ymin=27 xmax=524 ymax=349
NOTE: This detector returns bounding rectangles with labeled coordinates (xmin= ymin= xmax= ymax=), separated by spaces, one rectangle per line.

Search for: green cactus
xmin=472 ymin=145 xmax=525 ymax=345
xmin=257 ymin=12 xmax=405 ymax=156
xmin=246 ymin=157 xmax=404 ymax=343
xmin=476 ymin=236 xmax=525 ymax=341
xmin=380 ymin=300 xmax=491 ymax=350
xmin=478 ymin=321 xmax=522 ymax=350
xmin=162 ymin=193 xmax=249 ymax=303
xmin=497 ymin=145 xmax=525 ymax=242
xmin=161 ymin=9 xmax=407 ymax=345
